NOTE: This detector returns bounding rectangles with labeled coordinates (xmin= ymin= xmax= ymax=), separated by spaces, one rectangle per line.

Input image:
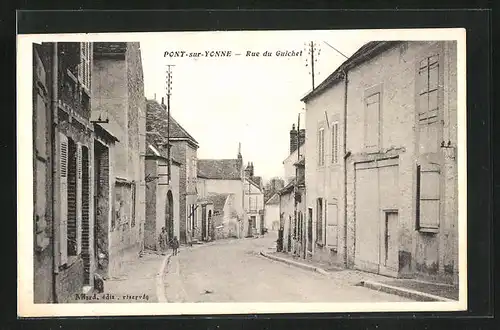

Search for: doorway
xmin=207 ymin=210 xmax=213 ymax=240
xmin=354 ymin=158 xmax=399 ymax=276
xmin=307 ymin=208 xmax=313 ymax=254
xmin=165 ymin=190 xmax=174 ymax=242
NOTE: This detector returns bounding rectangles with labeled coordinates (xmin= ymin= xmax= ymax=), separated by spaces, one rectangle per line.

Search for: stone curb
xmin=260 ymin=251 xmax=328 ymax=276
xmin=360 ymin=280 xmax=456 ymax=302
xmin=155 ymin=253 xmax=172 ymax=303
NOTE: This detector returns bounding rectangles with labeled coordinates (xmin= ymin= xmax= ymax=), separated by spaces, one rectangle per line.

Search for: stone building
xmin=302 ymin=41 xmax=458 ymax=284
xmin=146 ymin=99 xmax=199 ymax=245
xmin=33 ymin=42 xmax=98 ymax=302
xmin=91 ymin=42 xmax=146 ymax=279
xmin=144 ymin=132 xmax=181 ymax=251
xmin=197 ymin=146 xmax=264 ymax=238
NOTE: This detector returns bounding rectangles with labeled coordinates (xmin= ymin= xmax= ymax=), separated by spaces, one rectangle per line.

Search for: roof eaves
xmin=301 ymin=41 xmax=402 ymax=103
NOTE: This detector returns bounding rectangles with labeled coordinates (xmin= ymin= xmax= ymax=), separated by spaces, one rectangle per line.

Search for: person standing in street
xmin=158 ymin=227 xmax=166 ymax=255
xmin=171 ymin=236 xmax=180 ymax=256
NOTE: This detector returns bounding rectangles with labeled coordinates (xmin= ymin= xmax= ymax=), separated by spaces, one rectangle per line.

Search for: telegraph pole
xmin=165 ymin=64 xmax=175 ymax=184
xmin=305 ymin=41 xmax=321 ymax=90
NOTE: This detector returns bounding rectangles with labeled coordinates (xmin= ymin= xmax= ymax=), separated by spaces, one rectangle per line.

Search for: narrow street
xmin=163 ymin=233 xmax=414 ymax=303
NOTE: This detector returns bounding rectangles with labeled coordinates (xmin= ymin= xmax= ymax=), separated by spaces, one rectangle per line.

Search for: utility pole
xmin=165 ymin=64 xmax=175 ymax=184
xmin=305 ymin=41 xmax=320 ymax=90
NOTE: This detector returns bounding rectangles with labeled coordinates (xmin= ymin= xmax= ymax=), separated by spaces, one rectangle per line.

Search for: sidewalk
xmin=68 ymin=250 xmax=169 ymax=303
xmin=261 ymin=251 xmax=458 ymax=302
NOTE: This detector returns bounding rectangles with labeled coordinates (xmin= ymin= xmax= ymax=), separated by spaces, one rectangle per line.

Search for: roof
xmin=301 ymin=41 xmax=402 ymax=102
xmin=197 ymin=159 xmax=241 ymax=180
xmin=145 ymin=131 xmax=182 ymax=165
xmin=279 ymin=179 xmax=296 ymax=195
xmin=205 ymin=193 xmax=231 ymax=212
xmin=265 ymin=193 xmax=280 ymax=205
xmin=146 ymin=99 xmax=199 ymax=148
xmin=250 ymin=176 xmax=262 ymax=187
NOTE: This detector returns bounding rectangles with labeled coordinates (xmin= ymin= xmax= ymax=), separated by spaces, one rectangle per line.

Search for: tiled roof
xmin=250 ymin=176 xmax=262 ymax=187
xmin=197 ymin=159 xmax=242 ymax=180
xmin=301 ymin=41 xmax=402 ymax=102
xmin=206 ymin=193 xmax=231 ymax=212
xmin=265 ymin=193 xmax=280 ymax=205
xmin=146 ymin=99 xmax=198 ymax=147
xmin=145 ymin=131 xmax=182 ymax=165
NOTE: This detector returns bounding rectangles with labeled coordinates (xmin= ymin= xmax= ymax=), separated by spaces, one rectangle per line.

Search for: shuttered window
xmin=59 ymin=133 xmax=69 ymax=266
xmin=76 ymin=144 xmax=82 ymax=255
xmin=326 ymin=203 xmax=338 ymax=248
xmin=417 ymin=55 xmax=440 ymax=125
xmin=331 ymin=122 xmax=339 ymax=164
xmin=79 ymin=42 xmax=92 ymax=91
xmin=318 ymin=128 xmax=325 ymax=166
xmin=81 ymin=146 xmax=91 ymax=284
xmin=416 ymin=164 xmax=441 ymax=230
xmin=67 ymin=139 xmax=78 ymax=257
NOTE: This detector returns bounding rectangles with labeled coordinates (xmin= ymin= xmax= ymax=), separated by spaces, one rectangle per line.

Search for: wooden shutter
xmin=76 ymin=144 xmax=82 ymax=255
xmin=59 ymin=133 xmax=68 ymax=265
xmin=418 ymin=165 xmax=441 ymax=229
xmin=326 ymin=203 xmax=338 ymax=248
xmin=332 ymin=123 xmax=338 ymax=164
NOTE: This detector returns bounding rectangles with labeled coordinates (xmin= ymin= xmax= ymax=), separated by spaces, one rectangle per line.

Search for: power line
xmin=323 ymin=41 xmax=349 ymax=59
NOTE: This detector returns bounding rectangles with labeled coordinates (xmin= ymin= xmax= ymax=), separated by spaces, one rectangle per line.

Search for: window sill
xmin=418 ymin=227 xmax=439 ymax=234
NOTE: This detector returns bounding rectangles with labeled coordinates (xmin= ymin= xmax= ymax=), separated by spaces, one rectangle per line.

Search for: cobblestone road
xmin=163 ymin=233 xmax=414 ymax=303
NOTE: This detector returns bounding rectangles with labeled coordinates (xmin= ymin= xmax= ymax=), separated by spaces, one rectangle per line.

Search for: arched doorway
xmin=165 ymin=190 xmax=174 ymax=242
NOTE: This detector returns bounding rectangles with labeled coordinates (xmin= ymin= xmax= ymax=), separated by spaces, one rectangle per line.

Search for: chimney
xmin=290 ymin=124 xmax=298 ymax=154
xmin=250 ymin=162 xmax=254 ymax=177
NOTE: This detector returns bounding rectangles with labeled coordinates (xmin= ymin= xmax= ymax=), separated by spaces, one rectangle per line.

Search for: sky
xmin=140 ymin=31 xmax=370 ymax=182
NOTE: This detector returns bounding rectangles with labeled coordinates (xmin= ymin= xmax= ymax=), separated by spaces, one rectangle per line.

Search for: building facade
xmin=146 ymin=99 xmax=199 ymax=245
xmin=144 ymin=132 xmax=181 ymax=251
xmin=33 ymin=42 xmax=99 ymax=302
xmin=264 ymin=193 xmax=280 ymax=231
xmin=302 ymin=41 xmax=458 ymax=284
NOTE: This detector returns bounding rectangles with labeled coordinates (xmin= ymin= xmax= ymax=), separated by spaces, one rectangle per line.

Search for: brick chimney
xmin=290 ymin=124 xmax=298 ymax=154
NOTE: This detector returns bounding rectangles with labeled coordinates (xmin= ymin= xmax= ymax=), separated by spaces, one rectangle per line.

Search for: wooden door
xmin=354 ymin=164 xmax=380 ymax=273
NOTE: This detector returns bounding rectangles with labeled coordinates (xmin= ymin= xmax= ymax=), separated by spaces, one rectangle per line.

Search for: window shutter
xmin=59 ymin=133 xmax=68 ymax=266
xmin=326 ymin=203 xmax=338 ymax=248
xmin=418 ymin=165 xmax=441 ymax=229
xmin=76 ymin=144 xmax=82 ymax=255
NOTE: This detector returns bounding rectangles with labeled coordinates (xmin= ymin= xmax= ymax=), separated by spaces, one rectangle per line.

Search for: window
xmin=316 ymin=198 xmax=324 ymax=244
xmin=416 ymin=164 xmax=441 ymax=231
xmin=417 ymin=55 xmax=439 ymax=125
xmin=318 ymin=128 xmax=325 ymax=166
xmin=331 ymin=122 xmax=339 ymax=164
xmin=364 ymin=92 xmax=381 ymax=151
xmin=79 ymin=42 xmax=92 ymax=90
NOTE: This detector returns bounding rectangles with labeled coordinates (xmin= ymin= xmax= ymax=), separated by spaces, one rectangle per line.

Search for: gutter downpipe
xmin=342 ymin=68 xmax=349 ymax=268
xmin=50 ymin=42 xmax=59 ymax=303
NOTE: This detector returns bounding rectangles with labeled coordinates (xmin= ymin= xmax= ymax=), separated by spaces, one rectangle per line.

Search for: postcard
xmin=18 ymin=28 xmax=467 ymax=316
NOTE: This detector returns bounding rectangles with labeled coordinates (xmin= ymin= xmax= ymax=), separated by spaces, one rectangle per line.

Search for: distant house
xmin=146 ymin=99 xmax=199 ymax=245
xmin=197 ymin=145 xmax=264 ymax=238
xmin=204 ymin=193 xmax=238 ymax=239
xmin=144 ymin=132 xmax=182 ymax=251
xmin=264 ymin=193 xmax=280 ymax=231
